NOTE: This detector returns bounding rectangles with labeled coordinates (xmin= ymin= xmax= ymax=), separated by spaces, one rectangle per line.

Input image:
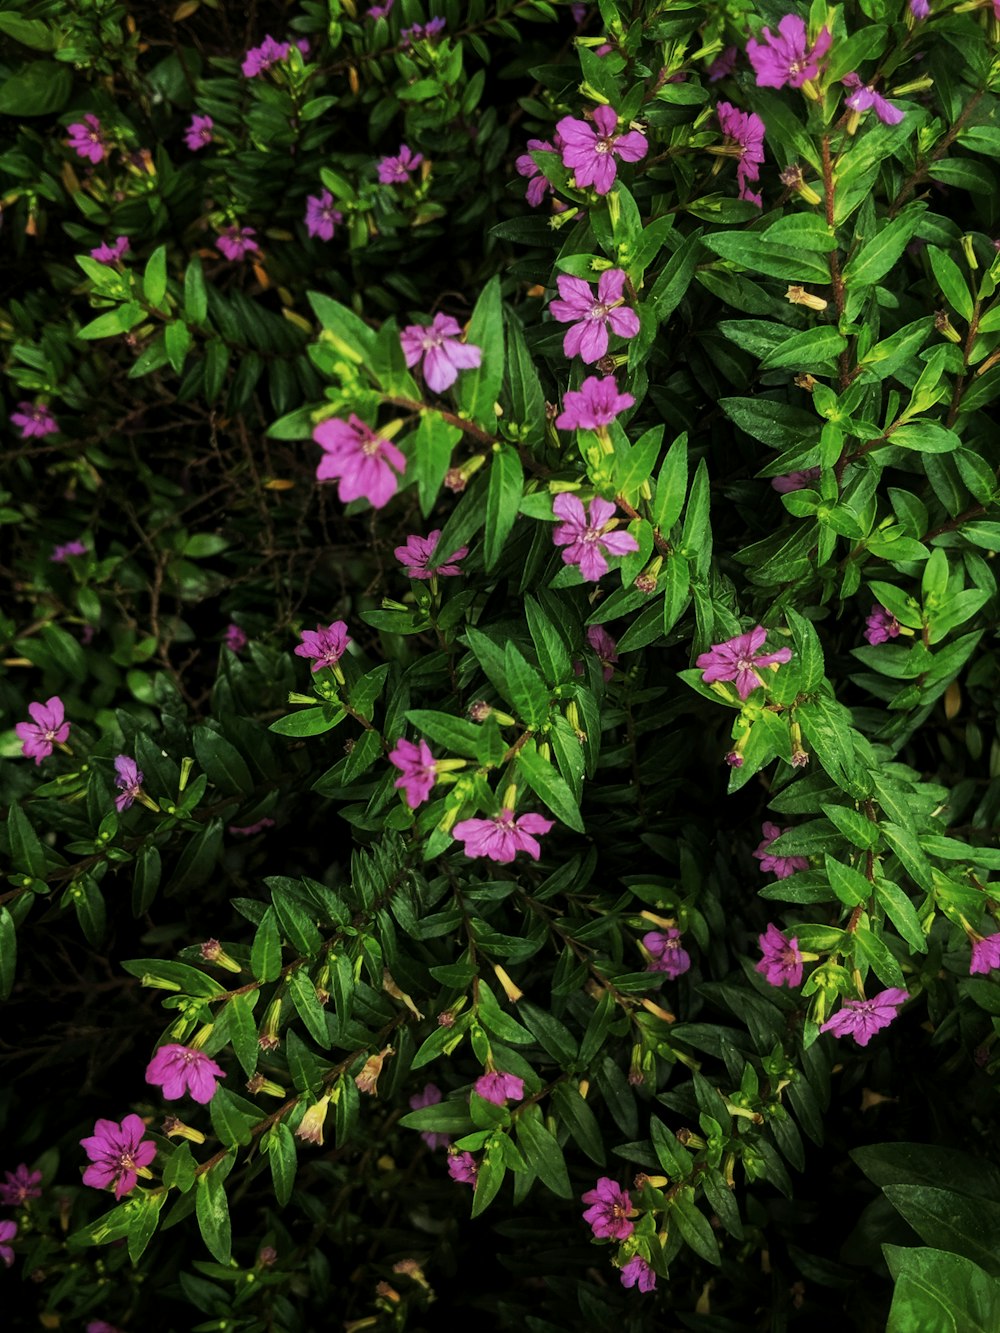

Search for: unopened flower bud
xmin=641 ymin=997 xmax=677 ymax=1024
xmin=199 ymin=938 xmax=242 ymax=973
xmin=785 ymin=285 xmax=828 ymax=311
xmin=258 ymin=997 xmax=282 ymax=1051
xmin=246 ymin=1073 xmax=287 ymax=1098
xmin=779 ymin=164 xmax=822 ymax=205
xmin=789 ymin=720 xmax=810 ymax=768
xmin=633 ymin=1172 xmax=668 ymax=1189
xmin=257 ymin=1245 xmax=278 ymax=1267
xmin=492 ymin=963 xmax=524 ymax=1003
xmin=935 ymin=309 xmax=962 ymax=343
xmin=295 ymin=1094 xmax=331 ymax=1145
xmin=960 ymin=234 xmax=978 ymax=270
xmin=393 ymin=1258 xmax=431 ymax=1289
xmin=437 ymin=1008 xmax=456 ymax=1027
xmin=162 ymin=1115 xmax=206 ymax=1143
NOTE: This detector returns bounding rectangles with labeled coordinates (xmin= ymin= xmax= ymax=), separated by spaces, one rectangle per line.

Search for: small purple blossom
xmin=389 ymin=737 xmax=437 ymax=809
xmin=581 ymin=1177 xmax=634 ymax=1240
xmin=90 ymin=235 xmax=130 ymax=264
xmin=717 ymin=101 xmax=766 ymax=205
xmin=708 ymin=45 xmax=739 ymax=81
xmin=368 ymin=0 xmax=394 ymax=17
xmin=80 ymin=1115 xmax=156 ymax=1200
xmin=11 ymin=402 xmax=58 ymax=438
xmin=145 ymin=1044 xmax=226 ymax=1103
xmin=910 ymin=0 xmax=930 ymax=16
xmin=313 ymin=414 xmax=406 ymax=509
xmin=864 ymin=604 xmax=901 ymax=646
xmin=571 ymin=3 xmax=587 ymax=22
xmin=842 ymin=73 xmax=905 ymax=126
xmin=0 ymin=1220 xmax=16 ymax=1268
xmin=820 ymin=989 xmax=909 ymax=1047
xmin=401 ymin=17 xmax=446 ymax=44
xmin=184 ymin=114 xmax=214 ymax=151
xmin=294 ymin=621 xmax=351 ymax=672
xmin=452 ymin=808 xmax=554 ymax=863
xmin=394 ymin=530 xmax=468 ymax=579
xmin=474 ymin=1071 xmax=525 ymax=1105
xmin=771 ymin=467 xmax=821 ymax=494
xmin=113 ymin=756 xmax=144 ymax=813
xmin=67 ymin=114 xmax=108 ymax=164
xmin=970 ymin=933 xmax=1000 ymax=975
xmin=377 ymin=144 xmax=423 ymax=184
xmin=549 ymin=269 xmax=640 ymax=363
xmin=241 ymin=36 xmax=308 ymax=78
xmin=552 ymin=494 xmax=639 ymax=581
xmin=746 ymin=15 xmax=832 ymax=90
xmin=400 ymin=313 xmax=482 ymax=394
xmin=224 ymin=623 xmax=248 ymax=654
xmin=409 ymin=1083 xmax=450 ymax=1150
xmin=756 ymin=923 xmax=803 ymax=987
xmin=556 ymin=375 xmax=635 ymax=430
xmin=0 ymin=1164 xmax=43 ymax=1207
xmin=753 ymin=822 xmax=809 ymax=879
xmin=621 ymin=1255 xmax=656 ymax=1292
xmin=586 ymin=624 xmax=618 ymax=682
xmin=696 ymin=626 xmax=792 ymax=699
xmin=51 ymin=540 xmax=87 ymax=562
xmin=556 ymin=105 xmax=647 ymax=196
xmin=515 ymin=136 xmax=561 ymax=209
xmin=216 ymin=225 xmax=259 ymax=262
xmin=305 ymin=189 xmax=343 ymax=241
xmin=643 ymin=928 xmax=691 ymax=979
xmin=16 ymin=696 xmax=70 ymax=765
xmin=447 ymin=1149 xmax=478 ymax=1186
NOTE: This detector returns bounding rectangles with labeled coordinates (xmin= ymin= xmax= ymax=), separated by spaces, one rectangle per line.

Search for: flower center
xmin=595 ymin=136 xmax=614 ymax=153
xmin=736 ymin=654 xmax=756 ymax=673
xmin=118 ymin=1151 xmax=136 ymax=1172
xmin=589 ymin=302 xmax=610 ymax=320
xmin=362 ymin=435 xmax=383 ymax=456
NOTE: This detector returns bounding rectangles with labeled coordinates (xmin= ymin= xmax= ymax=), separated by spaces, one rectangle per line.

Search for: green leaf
xmin=121 ymin=958 xmax=225 ymax=997
xmin=226 ymin=994 xmax=259 ymax=1077
xmin=823 ymin=854 xmax=869 ymax=907
xmin=821 ymin=802 xmax=879 ymax=850
xmin=484 ymin=446 xmax=523 ymax=571
xmin=251 ymin=907 xmax=283 ymax=983
xmin=786 ymin=607 xmax=825 ymax=691
xmin=503 ymin=642 xmax=550 ymax=728
xmin=455 ymin=276 xmax=503 ymax=430
xmin=164 ymin=320 xmax=191 ymax=375
xmin=0 ymin=60 xmax=71 ymax=114
xmin=471 ymin=1134 xmax=508 ymax=1216
xmin=517 ymin=744 xmax=584 ymax=832
xmin=885 ymin=1246 xmax=1000 ymax=1333
xmin=649 ymin=228 xmax=703 ymax=322
xmin=269 ymin=880 xmax=324 ymax=956
xmin=288 ymin=967 xmax=332 ymax=1048
xmin=515 ymin=1109 xmax=572 ymax=1197
xmin=268 ymin=1122 xmax=297 ymax=1207
xmin=842 ymin=213 xmax=923 ymax=289
xmin=652 ymin=432 xmax=688 ymax=533
xmin=703 ymin=233 xmax=831 ymax=283
xmin=307 ymin=292 xmax=377 ymax=362
xmin=162 ymin=1142 xmax=197 ymax=1193
xmin=882 ymin=1186 xmax=1000 ymax=1279
xmin=415 ymin=413 xmax=460 ymax=518
xmin=876 ymin=881 xmax=927 ymax=954
xmin=196 ymin=1160 xmax=233 ymax=1264
xmin=126 ymin=1191 xmax=166 ymax=1264
xmin=551 ymin=1084 xmax=605 ymax=1166
xmin=928 ymin=247 xmax=974 ymax=323
xmin=184 ymin=255 xmax=208 ymax=324
xmin=404 ymin=709 xmax=481 ymax=758
xmin=853 ymin=926 xmax=906 ymax=989
xmin=503 ymin=313 xmax=545 ymax=440
xmin=8 ymin=803 xmax=47 ymax=878
xmin=517 ymin=999 xmax=579 ymax=1065
xmin=524 ymin=597 xmax=573 ymax=686
xmin=143 ymin=245 xmax=168 ymax=308
xmin=192 ymin=726 xmax=253 ymax=796
xmin=759 ymin=326 xmax=847 ymax=372
xmin=0 ymin=14 xmax=55 ymax=48
xmin=0 ymin=907 xmax=16 ymax=1001
xmin=270 ymin=706 xmax=345 ymax=737
xmin=670 ymin=1190 xmax=721 ymax=1264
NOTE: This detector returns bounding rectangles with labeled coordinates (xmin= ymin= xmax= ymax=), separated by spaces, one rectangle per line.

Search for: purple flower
xmin=910 ymin=0 xmax=930 ymax=16
xmin=409 ymin=1083 xmax=450 ymax=1150
xmin=864 ymin=604 xmax=901 ymax=646
xmin=586 ymin=624 xmax=618 ymax=682
xmin=377 ymin=144 xmax=423 ymax=185
xmin=717 ymin=101 xmax=766 ymax=205
xmin=0 ymin=1220 xmax=16 ymax=1268
xmin=0 ymin=1164 xmax=43 ymax=1207
xmin=696 ymin=626 xmax=792 ymax=699
xmin=556 ymin=105 xmax=647 ymax=195
xmin=216 ymin=225 xmax=259 ymax=262
xmin=368 ymin=0 xmax=394 ymax=17
xmin=241 ymin=35 xmax=308 ymax=77
xmin=229 ymin=817 xmax=275 ymax=836
xmin=224 ymin=623 xmax=248 ymax=654
xmin=581 ymin=1177 xmax=634 ymax=1240
xmin=708 ymin=45 xmax=739 ymax=81
xmin=51 ymin=540 xmax=87 ymax=562
xmin=970 ymin=933 xmax=1000 ymax=975
xmin=313 ymin=414 xmax=406 ymax=508
xmin=184 ymin=114 xmax=214 ymax=151
xmin=90 ymin=235 xmax=130 ymax=264
xmin=80 ymin=1114 xmax=156 ymax=1199
xmin=842 ymin=73 xmax=905 ymax=126
xmin=447 ymin=1149 xmax=478 ymax=1186
xmin=394 ymin=530 xmax=468 ymax=579
xmin=571 ymin=2 xmax=587 ymax=22
xmin=753 ymin=822 xmax=809 ymax=879
xmin=145 ymin=1044 xmax=226 ymax=1103
xmin=643 ymin=928 xmax=691 ymax=978
xmin=549 ymin=269 xmax=640 ymax=363
xmin=294 ymin=621 xmax=351 ymax=672
xmin=820 ymin=989 xmax=909 ymax=1047
xmin=756 ymin=923 xmax=803 ymax=987
xmin=620 ymin=1255 xmax=656 ymax=1292
xmin=113 ymin=756 xmax=144 ymax=813
xmin=11 ymin=402 xmax=58 ymax=438
xmin=551 ymin=494 xmax=639 ymax=582
xmin=67 ymin=114 xmax=108 ymax=164
xmin=402 ymin=17 xmax=446 ymax=44
xmin=452 ymin=808 xmax=554 ymax=863
xmin=305 ymin=189 xmax=343 ymax=241
xmin=556 ymin=375 xmax=635 ymax=430
xmin=400 ymin=313 xmax=482 ymax=393
xmin=515 ymin=136 xmax=561 ymax=209
xmin=746 ymin=16 xmax=832 ymax=90
xmin=16 ymin=696 xmax=70 ymax=765
xmin=771 ymin=466 xmax=820 ymax=494
xmin=389 ymin=737 xmax=437 ymax=809
xmin=87 ymin=1323 xmax=123 ymax=1333
xmin=474 ymin=1071 xmax=525 ymax=1105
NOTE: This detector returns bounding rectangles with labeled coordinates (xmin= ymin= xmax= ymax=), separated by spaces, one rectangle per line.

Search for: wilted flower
xmin=549 ymin=269 xmax=640 ymax=363
xmin=113 ymin=756 xmax=144 ymax=812
xmin=753 ymin=822 xmax=809 ymax=879
xmin=80 ymin=1115 xmax=156 ymax=1199
xmin=756 ymin=923 xmax=803 ymax=987
xmin=842 ymin=73 xmax=905 ymax=126
xmin=90 ymin=236 xmax=130 ymax=264
xmin=67 ymin=114 xmax=108 ymax=164
xmin=452 ymin=808 xmax=554 ymax=862
xmin=11 ymin=402 xmax=58 ymax=438
xmin=409 ymin=1083 xmax=450 ymax=1150
xmin=378 ymin=144 xmax=423 ymax=184
xmin=216 ymin=225 xmax=259 ymax=261
xmin=584 ymin=624 xmax=619 ymax=682
xmin=16 ymin=696 xmax=70 ymax=765
xmin=555 ymin=375 xmax=635 ymax=430
xmin=305 ymin=189 xmax=343 ymax=241
xmin=389 ymin=737 xmax=437 ymax=808
xmin=696 ymin=627 xmax=792 ymax=699
xmin=0 ymin=1220 xmax=17 ymax=1268
xmin=400 ymin=313 xmax=482 ymax=393
xmin=620 ymin=1255 xmax=656 ymax=1292
xmin=356 ymin=1046 xmax=394 ymax=1095
xmin=716 ymin=101 xmax=766 ymax=205
xmin=296 ymin=1094 xmax=331 ymax=1145
xmin=551 ymin=494 xmax=639 ymax=581
xmin=864 ymin=604 xmax=900 ymax=646
xmin=313 ymin=414 xmax=406 ymax=508
xmin=556 ymin=105 xmax=647 ymax=195
xmin=184 ymin=114 xmax=214 ymax=151
xmin=145 ymin=1044 xmax=226 ymax=1103
xmin=447 ymin=1150 xmax=478 ymax=1186
xmin=474 ymin=1071 xmax=525 ymax=1105
xmin=820 ymin=989 xmax=909 ymax=1046
xmin=581 ymin=1177 xmax=634 ymax=1240
xmin=294 ymin=620 xmax=350 ymax=672
xmin=643 ymin=928 xmax=690 ymax=979
xmin=746 ymin=15 xmax=831 ymax=90
xmin=771 ymin=467 xmax=821 ymax=493
xmin=0 ymin=1164 xmax=43 ymax=1207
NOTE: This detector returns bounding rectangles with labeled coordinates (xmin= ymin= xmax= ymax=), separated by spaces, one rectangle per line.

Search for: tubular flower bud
xmin=246 ymin=1074 xmax=287 ymax=1098
xmin=162 ymin=1116 xmax=206 ymax=1143
xmin=355 ymin=1045 xmax=395 ymax=1096
xmin=779 ymin=163 xmax=822 ymax=205
xmin=492 ymin=963 xmax=524 ymax=1003
xmin=935 ymin=310 xmax=962 ymax=343
xmin=785 ymin=285 xmax=828 ymax=310
xmin=258 ymin=997 xmax=282 ymax=1051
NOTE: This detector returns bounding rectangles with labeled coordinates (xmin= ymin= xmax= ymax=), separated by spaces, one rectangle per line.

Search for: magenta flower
xmin=910 ymin=0 xmax=930 ymax=16
xmin=224 ymin=623 xmax=248 ymax=654
xmin=216 ymin=225 xmax=259 ymax=262
xmin=16 ymin=696 xmax=70 ymax=765
xmin=474 ymin=1071 xmax=525 ymax=1105
xmin=620 ymin=1255 xmax=656 ymax=1292
xmin=549 ymin=269 xmax=640 ymax=363
xmin=389 ymin=737 xmax=437 ymax=809
xmin=305 ymin=189 xmax=343 ymax=241
xmin=447 ymin=1149 xmax=478 ymax=1186
xmin=368 ymin=0 xmax=394 ymax=16
xmin=717 ymin=101 xmax=766 ymax=205
xmin=229 ymin=817 xmax=275 ymax=836
xmin=409 ymin=1083 xmax=450 ymax=1150
xmin=551 ymin=494 xmax=639 ymax=582
xmin=771 ymin=466 xmax=821 ymax=494
xmin=402 ymin=17 xmax=446 ymax=44
xmin=556 ymin=375 xmax=635 ymax=430
xmin=184 ymin=114 xmax=214 ymax=151
xmin=820 ymin=989 xmax=909 ymax=1047
xmin=696 ymin=626 xmax=792 ymax=699
xmin=294 ymin=621 xmax=351 ymax=672
xmin=0 ymin=1220 xmax=16 ymax=1268
xmin=67 ymin=114 xmax=108 ymax=164
xmin=864 ymin=604 xmax=901 ymax=646
xmin=452 ymin=808 xmax=554 ymax=863
xmin=400 ymin=313 xmax=482 ymax=394
xmin=586 ymin=624 xmax=618 ymax=682
xmin=643 ymin=928 xmax=691 ymax=978
xmin=708 ymin=45 xmax=739 ymax=81
xmin=241 ymin=35 xmax=308 ymax=77
xmin=377 ymin=144 xmax=423 ymax=184
xmin=582 ymin=1177 xmax=634 ymax=1240
xmin=51 ymin=539 xmax=87 ymax=562
xmin=146 ymin=1044 xmax=225 ymax=1103
xmin=753 ymin=822 xmax=809 ymax=879
xmin=756 ymin=923 xmax=803 ymax=987
xmin=113 ymin=756 xmax=144 ymax=813
xmin=87 ymin=1323 xmax=123 ymax=1333
xmin=313 ymin=414 xmax=406 ymax=508
xmin=515 ymin=136 xmax=562 ymax=209
xmin=0 ymin=1164 xmax=43 ymax=1207
xmin=970 ymin=933 xmax=1000 ymax=975
xmin=556 ymin=105 xmax=647 ymax=196
xmin=394 ymin=530 xmax=468 ymax=579
xmin=746 ymin=16 xmax=832 ymax=90
xmin=90 ymin=236 xmax=130 ymax=264
xmin=11 ymin=402 xmax=58 ymax=438
xmin=842 ymin=73 xmax=904 ymax=126
xmin=80 ymin=1115 xmax=156 ymax=1200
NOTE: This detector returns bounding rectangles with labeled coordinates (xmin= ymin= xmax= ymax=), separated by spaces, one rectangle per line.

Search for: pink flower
xmin=80 ymin=1115 xmax=156 ymax=1199
xmin=394 ymin=530 xmax=468 ymax=579
xmin=378 ymin=144 xmax=423 ymax=184
xmin=753 ymin=822 xmax=809 ymax=879
xmin=556 ymin=375 xmax=635 ymax=430
xmin=0 ymin=1164 xmax=42 ymax=1207
xmin=216 ymin=225 xmax=259 ymax=262
xmin=305 ymin=189 xmax=343 ymax=241
xmin=620 ymin=1255 xmax=656 ymax=1292
xmin=228 ymin=817 xmax=275 ymax=835
xmin=51 ymin=539 xmax=87 ymax=562
xmin=0 ymin=1220 xmax=16 ymax=1268
xmin=585 ymin=624 xmax=618 ymax=682
xmin=515 ymin=136 xmax=562 ymax=208
xmin=184 ymin=114 xmax=214 ymax=151
xmin=756 ymin=923 xmax=803 ymax=987
xmin=145 ymin=1044 xmax=226 ymax=1103
xmin=113 ymin=756 xmax=144 ymax=813
xmin=551 ymin=494 xmax=639 ymax=582
xmin=241 ymin=35 xmax=308 ymax=77
xmin=67 ymin=114 xmax=108 ymax=164
xmin=910 ymin=0 xmax=930 ymax=16
xmin=970 ymin=933 xmax=1000 ymax=975
xmin=864 ymin=604 xmax=900 ymax=646
xmin=294 ymin=621 xmax=351 ymax=672
xmin=400 ymin=313 xmax=482 ymax=394
xmin=11 ymin=402 xmax=58 ymax=438
xmin=452 ymin=808 xmax=554 ymax=863
xmin=820 ymin=989 xmax=909 ymax=1047
xmin=581 ymin=1177 xmax=634 ymax=1240
xmin=409 ymin=1083 xmax=450 ymax=1150
xmin=842 ymin=73 xmax=905 ymax=126
xmin=696 ymin=626 xmax=792 ymax=699
xmin=643 ymin=928 xmax=690 ymax=978
xmin=16 ymin=696 xmax=70 ymax=765
xmin=224 ymin=623 xmax=248 ymax=654
xmin=556 ymin=105 xmax=647 ymax=195
xmin=474 ymin=1071 xmax=525 ymax=1105
xmin=90 ymin=236 xmax=130 ymax=264
xmin=368 ymin=0 xmax=394 ymax=16
xmin=549 ymin=269 xmax=640 ymax=363
xmin=771 ymin=466 xmax=820 ymax=494
xmin=708 ymin=45 xmax=739 ymax=81
xmin=313 ymin=414 xmax=406 ymax=508
xmin=717 ymin=101 xmax=766 ymax=205
xmin=746 ymin=15 xmax=832 ymax=90
xmin=389 ymin=737 xmax=437 ymax=808
xmin=447 ymin=1149 xmax=478 ymax=1186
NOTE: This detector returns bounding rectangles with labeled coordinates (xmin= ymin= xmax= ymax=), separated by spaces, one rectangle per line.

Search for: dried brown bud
xmin=444 ymin=467 xmax=466 ymax=492
xmin=785 ymin=285 xmax=828 ymax=311
xmin=468 ymin=699 xmax=492 ymax=722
